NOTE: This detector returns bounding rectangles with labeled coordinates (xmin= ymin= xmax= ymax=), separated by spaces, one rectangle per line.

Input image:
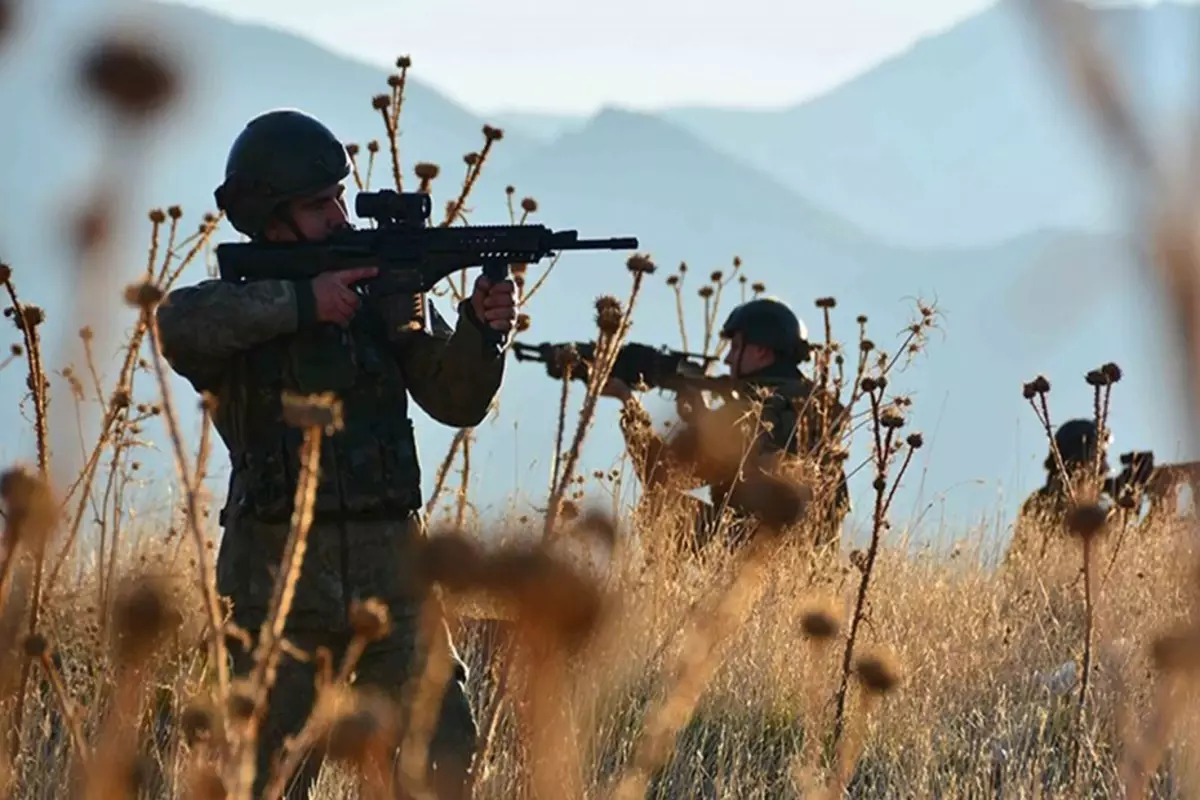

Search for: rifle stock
xmin=215 ymin=189 xmax=639 ymax=356
xmin=1107 ymin=449 xmax=1200 ymax=512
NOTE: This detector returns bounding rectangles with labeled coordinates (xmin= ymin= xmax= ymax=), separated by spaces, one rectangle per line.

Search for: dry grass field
xmin=5 ymin=2 xmax=1200 ymax=798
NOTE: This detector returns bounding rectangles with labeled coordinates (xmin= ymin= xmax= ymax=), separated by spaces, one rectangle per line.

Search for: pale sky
xmin=162 ymin=0 xmax=999 ymax=114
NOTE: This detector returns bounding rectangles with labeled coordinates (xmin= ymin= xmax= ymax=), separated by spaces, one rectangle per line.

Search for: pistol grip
xmin=479 ymin=260 xmax=511 ymax=358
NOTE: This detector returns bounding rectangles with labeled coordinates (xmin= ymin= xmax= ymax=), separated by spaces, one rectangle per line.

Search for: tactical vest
xmin=217 ymin=308 xmax=422 ymax=525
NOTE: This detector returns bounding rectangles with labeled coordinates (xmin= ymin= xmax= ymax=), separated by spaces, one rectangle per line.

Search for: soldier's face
xmin=264 ymin=183 xmax=350 ymax=242
xmin=724 ymin=334 xmax=774 ymax=377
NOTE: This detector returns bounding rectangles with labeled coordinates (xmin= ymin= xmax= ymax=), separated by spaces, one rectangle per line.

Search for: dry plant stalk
xmin=610 ymin=526 xmax=784 ymax=800
xmin=226 ymin=391 xmax=341 ymax=799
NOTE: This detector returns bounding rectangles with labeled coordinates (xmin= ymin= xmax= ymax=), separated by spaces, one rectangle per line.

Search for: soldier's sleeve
xmin=757 ymin=392 xmax=804 ymax=455
xmin=390 ymin=297 xmax=504 ymax=428
xmin=155 ymin=278 xmax=314 ymax=391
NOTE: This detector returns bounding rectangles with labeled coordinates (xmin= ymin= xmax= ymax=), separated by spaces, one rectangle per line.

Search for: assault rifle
xmin=215 ymin=189 xmax=639 ymax=356
xmin=510 ymin=340 xmax=736 ymax=395
xmin=1105 ymin=449 xmax=1200 ymax=515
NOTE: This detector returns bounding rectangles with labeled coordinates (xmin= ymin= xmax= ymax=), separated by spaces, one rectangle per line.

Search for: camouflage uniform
xmin=157 ymin=109 xmax=503 ymax=799
xmin=618 ymin=299 xmax=849 ymax=553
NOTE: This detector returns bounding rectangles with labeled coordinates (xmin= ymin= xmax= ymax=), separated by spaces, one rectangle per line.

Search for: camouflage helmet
xmin=1050 ymin=418 xmax=1110 ymax=468
xmin=719 ymin=297 xmax=811 ymax=363
xmin=213 ymin=109 xmax=351 ymax=237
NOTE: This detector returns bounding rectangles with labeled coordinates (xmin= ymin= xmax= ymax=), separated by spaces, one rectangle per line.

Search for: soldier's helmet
xmin=719 ymin=297 xmax=811 ymax=363
xmin=1048 ymin=418 xmax=1110 ymax=470
xmin=213 ymin=109 xmax=351 ymax=237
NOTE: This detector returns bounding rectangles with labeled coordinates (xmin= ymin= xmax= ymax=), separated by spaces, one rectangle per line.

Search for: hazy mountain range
xmin=0 ymin=0 xmax=1195 ymax=551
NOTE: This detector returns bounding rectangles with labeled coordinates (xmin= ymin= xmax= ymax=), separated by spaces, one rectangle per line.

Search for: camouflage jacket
xmin=618 ymin=362 xmax=849 ymax=514
xmin=156 ymin=279 xmax=504 ymax=527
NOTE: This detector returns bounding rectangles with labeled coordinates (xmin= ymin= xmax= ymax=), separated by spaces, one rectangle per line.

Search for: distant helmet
xmin=1050 ymin=418 xmax=1109 ymax=467
xmin=213 ymin=109 xmax=351 ymax=237
xmin=719 ymin=297 xmax=810 ymax=363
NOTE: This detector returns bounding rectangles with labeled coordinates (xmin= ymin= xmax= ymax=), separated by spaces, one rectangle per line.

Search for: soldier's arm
xmin=155 ymin=279 xmax=313 ymax=390
xmin=618 ymin=396 xmax=706 ymax=491
xmin=390 ymin=298 xmax=504 ymax=428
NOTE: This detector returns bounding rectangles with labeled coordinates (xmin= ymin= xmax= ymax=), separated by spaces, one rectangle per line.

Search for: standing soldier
xmin=155 ymin=109 xmax=516 ymax=798
xmin=602 ymin=297 xmax=850 ymax=553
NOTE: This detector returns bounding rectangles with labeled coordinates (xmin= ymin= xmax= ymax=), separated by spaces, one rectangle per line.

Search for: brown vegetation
xmin=4 ymin=3 xmax=1200 ymax=798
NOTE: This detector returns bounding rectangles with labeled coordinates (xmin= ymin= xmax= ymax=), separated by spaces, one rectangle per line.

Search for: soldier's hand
xmin=600 ymin=376 xmax=632 ymax=402
xmin=312 ymin=268 xmax=377 ymax=327
xmin=470 ymin=276 xmax=517 ymax=333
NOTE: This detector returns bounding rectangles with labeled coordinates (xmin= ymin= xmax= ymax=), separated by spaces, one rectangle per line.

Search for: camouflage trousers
xmin=217 ymin=513 xmax=478 ymax=799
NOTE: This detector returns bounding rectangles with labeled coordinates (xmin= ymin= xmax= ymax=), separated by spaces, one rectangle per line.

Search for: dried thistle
xmin=799 ymin=599 xmax=841 ymax=641
xmin=123 ymin=280 xmax=163 ymax=310
xmin=414 ymin=162 xmax=440 ymax=181
xmin=371 ymin=94 xmax=390 ymax=111
xmin=855 ymin=649 xmax=901 ymax=695
xmin=78 ymin=33 xmax=178 ymax=120
xmin=816 ymin=297 xmax=837 ymax=309
xmin=396 ymin=55 xmax=412 ymax=68
xmin=626 ymin=254 xmax=656 ymax=275
xmin=521 ymin=197 xmax=538 ymax=214
xmin=1067 ymin=502 xmax=1108 ymax=540
xmin=111 ymin=575 xmax=178 ymax=665
xmin=515 ymin=313 xmax=531 ymax=333
xmin=346 ymin=143 xmax=360 ymax=157
xmin=482 ymin=124 xmax=504 ymax=142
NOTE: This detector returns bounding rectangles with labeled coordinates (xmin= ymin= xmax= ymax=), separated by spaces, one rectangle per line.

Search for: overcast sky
xmin=162 ymin=0 xmax=1003 ymax=114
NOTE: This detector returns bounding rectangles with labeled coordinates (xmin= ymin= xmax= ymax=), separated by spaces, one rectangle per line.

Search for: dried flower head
xmin=9 ymin=344 xmax=20 ymax=356
xmin=596 ymin=306 xmax=623 ymax=336
xmin=463 ymin=152 xmax=479 ymax=167
xmin=521 ymin=197 xmax=538 ymax=213
xmin=710 ymin=270 xmax=723 ymax=282
xmin=855 ymin=649 xmax=901 ymax=694
xmin=1021 ymin=381 xmax=1037 ymax=400
xmin=167 ymin=205 xmax=182 ymax=220
xmin=345 ymin=143 xmax=360 ymax=157
xmin=505 ymin=185 xmax=515 ymax=195
xmin=799 ymin=598 xmax=841 ymax=641
xmin=906 ymin=432 xmax=924 ymax=449
xmin=349 ymin=598 xmax=391 ymax=642
xmin=0 ymin=264 xmax=9 ymax=284
xmin=816 ymin=297 xmax=837 ymax=309
xmin=112 ymin=576 xmax=179 ymax=664
xmin=371 ymin=94 xmax=390 ymax=111
xmin=666 ymin=275 xmax=679 ymax=287
xmin=880 ymin=408 xmax=905 ymax=429
xmin=148 ymin=208 xmax=166 ymax=224
xmin=78 ymin=33 xmax=178 ymax=121
xmin=595 ymin=295 xmax=622 ymax=315
xmin=1033 ymin=375 xmax=1051 ymax=393
xmin=396 ymin=55 xmax=412 ymax=69
xmin=0 ymin=466 xmax=55 ymax=547
xmin=860 ymin=339 xmax=875 ymax=353
xmin=751 ymin=281 xmax=766 ymax=294
xmin=626 ymin=254 xmax=656 ymax=275
xmin=281 ymin=390 xmax=344 ymax=432
xmin=1102 ymin=362 xmax=1123 ymax=383
xmin=515 ymin=313 xmax=531 ymax=333
xmin=124 ymin=280 xmax=163 ymax=310
xmin=1066 ymin=503 xmax=1108 ymax=540
xmin=1086 ymin=369 xmax=1109 ymax=387
xmin=22 ymin=633 xmax=47 ymax=658
xmin=482 ymin=124 xmax=504 ymax=141
xmin=414 ymin=162 xmax=440 ymax=180
xmin=367 ymin=140 xmax=380 ymax=154
xmin=19 ymin=306 xmax=44 ymax=329
xmin=698 ymin=286 xmax=714 ymax=299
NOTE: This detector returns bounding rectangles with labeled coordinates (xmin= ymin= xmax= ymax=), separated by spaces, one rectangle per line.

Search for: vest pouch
xmin=237 ymin=445 xmax=295 ymax=523
xmin=333 ymin=418 xmax=422 ymax=514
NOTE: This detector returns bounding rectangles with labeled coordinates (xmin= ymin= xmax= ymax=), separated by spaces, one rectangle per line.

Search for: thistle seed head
xmin=855 ymin=649 xmax=901 ymax=694
xmin=78 ymin=33 xmax=178 ymax=121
